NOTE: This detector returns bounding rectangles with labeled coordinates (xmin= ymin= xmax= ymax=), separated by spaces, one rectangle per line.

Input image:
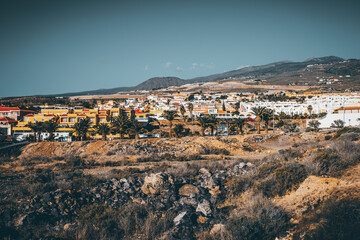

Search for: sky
xmin=0 ymin=0 xmax=359 ymax=97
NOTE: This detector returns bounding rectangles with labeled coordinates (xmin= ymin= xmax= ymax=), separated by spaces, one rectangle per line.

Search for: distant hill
xmin=132 ymin=77 xmax=187 ymax=91
xmin=51 ymin=56 xmax=360 ymax=96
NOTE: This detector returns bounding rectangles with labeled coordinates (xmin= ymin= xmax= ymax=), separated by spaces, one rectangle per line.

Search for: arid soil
xmin=1 ymin=130 xmax=359 ymax=239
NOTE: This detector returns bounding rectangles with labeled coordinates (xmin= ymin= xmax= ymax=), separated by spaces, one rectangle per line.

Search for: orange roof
xmin=0 ymin=117 xmax=17 ymax=123
xmin=334 ymin=106 xmax=360 ymax=111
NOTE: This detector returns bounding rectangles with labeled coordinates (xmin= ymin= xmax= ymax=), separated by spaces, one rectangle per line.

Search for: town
xmin=1 ymin=90 xmax=360 ymax=143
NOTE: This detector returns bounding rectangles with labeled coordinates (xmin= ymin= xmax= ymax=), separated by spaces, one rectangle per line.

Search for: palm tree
xmin=251 ymin=106 xmax=266 ymax=134
xmin=162 ymin=110 xmax=179 ymax=138
xmin=187 ymin=103 xmax=194 ymax=119
xmin=187 ymin=103 xmax=194 ymax=135
xmin=96 ymin=123 xmax=111 ymax=140
xmin=207 ymin=115 xmax=218 ymax=136
xmin=129 ymin=121 xmax=147 ymax=139
xmin=308 ymin=120 xmax=320 ymax=132
xmin=27 ymin=121 xmax=44 ymax=142
xmin=307 ymin=105 xmax=313 ymax=118
xmin=230 ymin=118 xmax=247 ymax=135
xmin=43 ymin=119 xmax=59 ymax=141
xmin=73 ymin=118 xmax=91 ymax=141
xmin=262 ymin=108 xmax=274 ymax=133
xmin=179 ymin=105 xmax=186 ymax=121
xmin=232 ymin=102 xmax=240 ymax=116
xmin=197 ymin=115 xmax=209 ymax=136
xmin=173 ymin=124 xmax=185 ymax=138
xmin=331 ymin=119 xmax=345 ymax=128
xmin=112 ymin=114 xmax=131 ymax=139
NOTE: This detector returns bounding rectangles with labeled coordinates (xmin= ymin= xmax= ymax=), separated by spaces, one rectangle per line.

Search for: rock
xmin=196 ymin=200 xmax=211 ymax=216
xmin=174 ymin=211 xmax=187 ymax=226
xmin=199 ymin=168 xmax=211 ymax=177
xmin=210 ymin=224 xmax=226 ymax=235
xmin=141 ymin=173 xmax=168 ymax=195
xmin=197 ymin=215 xmax=208 ymax=224
xmin=63 ymin=223 xmax=73 ymax=231
xmin=179 ymin=184 xmax=199 ymax=197
xmin=179 ymin=197 xmax=197 ymax=206
xmin=209 ymin=186 xmax=221 ymax=197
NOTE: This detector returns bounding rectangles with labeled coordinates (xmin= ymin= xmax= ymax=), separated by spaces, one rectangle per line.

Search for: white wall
xmin=315 ymin=113 xmax=360 ymax=128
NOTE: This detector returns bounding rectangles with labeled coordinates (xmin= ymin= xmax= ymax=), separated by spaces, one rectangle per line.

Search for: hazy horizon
xmin=1 ymin=0 xmax=360 ymax=97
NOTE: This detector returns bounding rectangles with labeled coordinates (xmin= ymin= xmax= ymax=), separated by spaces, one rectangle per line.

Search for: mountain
xmin=52 ymin=56 xmax=360 ymax=96
xmin=132 ymin=77 xmax=187 ymax=91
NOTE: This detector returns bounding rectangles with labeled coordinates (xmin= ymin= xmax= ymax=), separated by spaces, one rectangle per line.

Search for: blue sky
xmin=0 ymin=0 xmax=359 ymax=97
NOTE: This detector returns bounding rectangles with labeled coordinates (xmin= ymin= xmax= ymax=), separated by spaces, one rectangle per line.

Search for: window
xmin=113 ymin=112 xmax=118 ymax=116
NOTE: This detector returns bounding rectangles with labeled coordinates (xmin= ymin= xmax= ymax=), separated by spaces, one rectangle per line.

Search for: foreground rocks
xmin=7 ymin=163 xmax=254 ymax=239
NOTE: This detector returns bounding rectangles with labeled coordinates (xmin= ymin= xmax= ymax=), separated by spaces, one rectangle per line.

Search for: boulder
xmin=174 ymin=211 xmax=187 ymax=226
xmin=210 ymin=224 xmax=226 ymax=235
xmin=179 ymin=184 xmax=199 ymax=197
xmin=141 ymin=173 xmax=168 ymax=195
xmin=196 ymin=199 xmax=211 ymax=216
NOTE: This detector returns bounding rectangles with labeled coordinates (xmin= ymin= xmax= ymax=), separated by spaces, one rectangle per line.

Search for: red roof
xmin=0 ymin=117 xmax=18 ymax=123
xmin=0 ymin=107 xmax=20 ymax=112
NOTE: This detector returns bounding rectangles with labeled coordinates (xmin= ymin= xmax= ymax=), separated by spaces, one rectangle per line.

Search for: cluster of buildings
xmin=1 ymin=91 xmax=360 ymax=141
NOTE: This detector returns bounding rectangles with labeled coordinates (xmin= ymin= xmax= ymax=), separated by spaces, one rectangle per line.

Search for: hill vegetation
xmin=1 ymin=129 xmax=359 ymax=239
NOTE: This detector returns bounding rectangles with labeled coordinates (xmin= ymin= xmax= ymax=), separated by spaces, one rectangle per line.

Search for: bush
xmin=227 ymin=175 xmax=253 ymax=195
xmin=297 ymin=192 xmax=360 ymax=240
xmin=78 ymin=203 xmax=148 ymax=239
xmin=204 ymin=146 xmax=230 ymax=155
xmin=255 ymin=162 xmax=307 ymax=197
xmin=333 ymin=127 xmax=360 ymax=139
xmin=313 ymin=149 xmax=346 ymax=176
xmin=226 ymin=196 xmax=289 ymax=240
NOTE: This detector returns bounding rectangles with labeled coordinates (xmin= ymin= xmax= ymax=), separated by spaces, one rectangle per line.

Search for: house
xmin=0 ymin=106 xmax=35 ymax=120
xmin=0 ymin=117 xmax=18 ymax=135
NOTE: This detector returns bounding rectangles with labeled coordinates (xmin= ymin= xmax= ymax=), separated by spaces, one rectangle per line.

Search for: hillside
xmin=49 ymin=56 xmax=360 ymax=97
xmin=1 ymin=129 xmax=359 ymax=239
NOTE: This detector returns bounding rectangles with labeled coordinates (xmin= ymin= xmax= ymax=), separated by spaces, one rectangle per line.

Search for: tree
xmin=262 ymin=108 xmax=274 ymax=133
xmin=96 ymin=123 xmax=111 ymax=141
xmin=251 ymin=106 xmax=267 ymax=134
xmin=27 ymin=121 xmax=44 ymax=142
xmin=162 ymin=110 xmax=179 ymax=138
xmin=187 ymin=103 xmax=194 ymax=120
xmin=173 ymin=124 xmax=185 ymax=138
xmin=73 ymin=118 xmax=91 ymax=141
xmin=230 ymin=118 xmax=247 ymax=135
xmin=188 ymin=103 xmax=194 ymax=135
xmin=307 ymin=105 xmax=313 ymax=118
xmin=179 ymin=105 xmax=187 ymax=122
xmin=308 ymin=120 xmax=321 ymax=132
xmin=331 ymin=119 xmax=345 ymax=128
xmin=197 ymin=115 xmax=209 ymax=136
xmin=112 ymin=114 xmax=131 ymax=139
xmin=207 ymin=115 xmax=218 ymax=136
xmin=233 ymin=102 xmax=240 ymax=116
xmin=128 ymin=121 xmax=147 ymax=139
xmin=43 ymin=119 xmax=59 ymax=141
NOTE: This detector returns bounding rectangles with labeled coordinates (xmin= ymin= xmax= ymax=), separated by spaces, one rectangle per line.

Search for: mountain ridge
xmin=49 ymin=56 xmax=360 ymax=97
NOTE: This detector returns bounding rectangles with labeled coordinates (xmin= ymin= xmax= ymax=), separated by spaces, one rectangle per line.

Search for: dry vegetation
xmin=0 ymin=129 xmax=359 ymax=239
